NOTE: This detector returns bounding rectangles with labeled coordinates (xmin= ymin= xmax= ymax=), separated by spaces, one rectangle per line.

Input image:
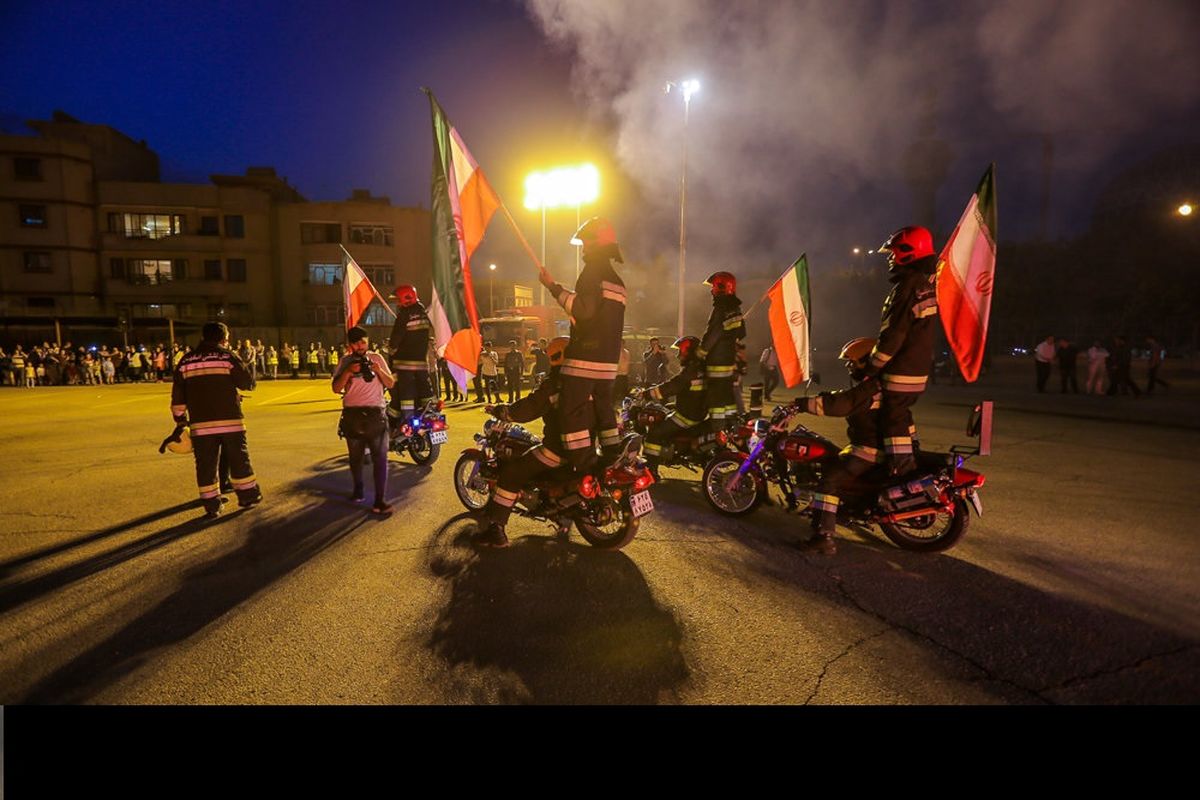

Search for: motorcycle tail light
xmin=957 ymin=468 xmax=985 ymax=488
xmin=401 ymin=424 xmax=413 ymax=436
xmin=431 ymin=419 xmax=447 ymax=432
xmin=715 ymin=430 xmax=728 ymax=446
xmin=612 ymin=489 xmax=623 ymax=501
xmin=437 ymin=399 xmax=445 ymax=411
xmin=579 ymin=475 xmax=600 ymax=499
xmin=633 ymin=471 xmax=655 ymax=491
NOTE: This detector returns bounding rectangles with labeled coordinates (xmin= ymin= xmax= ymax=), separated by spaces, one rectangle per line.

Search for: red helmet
xmin=705 ymin=271 xmax=736 ymax=296
xmin=570 ymin=216 xmax=624 ymax=263
xmin=878 ymin=226 xmax=934 ymax=267
xmin=395 ymin=285 xmax=419 ymax=306
xmin=672 ymin=335 xmax=701 ymax=362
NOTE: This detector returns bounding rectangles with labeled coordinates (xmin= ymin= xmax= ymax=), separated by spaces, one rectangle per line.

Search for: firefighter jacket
xmin=498 ymin=369 xmax=566 ymax=455
xmin=389 ymin=302 xmax=433 ymax=372
xmin=170 ymin=343 xmax=255 ymax=436
xmin=697 ymin=294 xmax=746 ymax=379
xmin=647 ymin=359 xmax=708 ymax=427
xmin=550 ymin=255 xmax=626 ymax=379
xmin=866 ymin=255 xmax=938 ymax=394
xmin=801 ymin=377 xmax=883 ymax=463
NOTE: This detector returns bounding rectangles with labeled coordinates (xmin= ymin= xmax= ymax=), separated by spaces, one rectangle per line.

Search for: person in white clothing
xmin=1085 ymin=340 xmax=1109 ymax=395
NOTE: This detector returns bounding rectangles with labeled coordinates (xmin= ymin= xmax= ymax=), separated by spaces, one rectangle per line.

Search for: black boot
xmin=475 ymin=522 xmax=509 ymax=548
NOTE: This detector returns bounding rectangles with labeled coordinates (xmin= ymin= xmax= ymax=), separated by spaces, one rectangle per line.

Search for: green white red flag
xmin=937 ymin=164 xmax=997 ymax=383
xmin=424 ymin=88 xmax=501 ymax=389
xmin=341 ymin=245 xmax=395 ymax=330
xmin=766 ymin=254 xmax=812 ymax=387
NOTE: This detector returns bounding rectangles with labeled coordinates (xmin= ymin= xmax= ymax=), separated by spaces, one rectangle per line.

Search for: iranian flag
xmin=341 ymin=246 xmax=394 ymax=329
xmin=424 ymin=88 xmax=501 ymax=389
xmin=937 ymin=164 xmax=997 ymax=383
xmin=766 ymin=254 xmax=812 ymax=387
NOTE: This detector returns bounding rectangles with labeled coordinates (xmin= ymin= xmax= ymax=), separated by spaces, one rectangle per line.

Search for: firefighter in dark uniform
xmin=386 ymin=284 xmax=434 ymax=433
xmin=788 ymin=337 xmax=883 ymax=555
xmin=170 ymin=321 xmax=262 ymax=518
xmin=476 ymin=337 xmax=572 ymax=548
xmin=697 ymin=271 xmax=747 ymax=427
xmin=537 ymin=217 xmax=626 ymax=471
xmin=640 ymin=336 xmax=712 ymax=478
xmin=862 ymin=226 xmax=938 ymax=476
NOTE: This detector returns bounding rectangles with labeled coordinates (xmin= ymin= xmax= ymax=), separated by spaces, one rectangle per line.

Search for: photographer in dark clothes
xmin=332 ymin=327 xmax=396 ymax=514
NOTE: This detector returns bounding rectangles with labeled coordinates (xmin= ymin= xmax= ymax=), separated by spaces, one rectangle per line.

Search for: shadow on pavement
xmin=420 ymin=513 xmax=689 ymax=704
xmin=15 ymin=456 xmax=429 ymax=704
xmin=0 ymin=500 xmax=204 ymax=577
xmin=649 ymin=480 xmax=1200 ymax=703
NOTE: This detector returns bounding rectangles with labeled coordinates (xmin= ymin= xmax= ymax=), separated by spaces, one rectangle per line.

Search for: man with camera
xmin=332 ymin=326 xmax=396 ymax=514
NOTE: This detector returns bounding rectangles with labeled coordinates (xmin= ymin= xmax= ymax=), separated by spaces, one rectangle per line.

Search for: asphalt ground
xmin=0 ymin=367 xmax=1197 ymax=704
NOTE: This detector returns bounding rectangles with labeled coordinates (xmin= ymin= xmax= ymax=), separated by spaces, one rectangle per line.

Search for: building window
xmin=133 ymin=303 xmax=190 ymax=319
xmin=23 ymin=251 xmax=52 ymax=273
xmin=208 ymin=303 xmax=226 ymax=320
xmin=362 ymin=264 xmax=394 ymax=288
xmin=349 ymin=224 xmax=394 ymax=246
xmin=127 ymin=259 xmax=174 ymax=285
xmin=228 ymin=303 xmax=251 ymax=325
xmin=110 ymin=258 xmax=126 ymax=279
xmin=300 ymin=222 xmax=341 ymax=244
xmin=204 ymin=259 xmax=222 ymax=280
xmin=14 ymin=157 xmax=42 ymax=181
xmin=227 ymin=258 xmax=247 ymax=282
xmin=305 ymin=305 xmax=342 ymax=325
xmin=172 ymin=258 xmax=189 ymax=280
xmin=28 ymin=297 xmax=55 ymax=310
xmin=199 ymin=216 xmax=220 ymax=235
xmin=361 ymin=301 xmax=393 ymax=326
xmin=224 ymin=214 xmax=245 ymax=238
xmin=19 ymin=204 xmax=47 ymax=227
xmin=308 ymin=262 xmax=343 ymax=285
xmin=107 ymin=212 xmax=185 ymax=239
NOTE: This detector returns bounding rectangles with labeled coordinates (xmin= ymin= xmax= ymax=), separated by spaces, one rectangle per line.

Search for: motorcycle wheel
xmin=574 ymin=496 xmax=640 ymax=550
xmin=701 ymin=453 xmax=763 ymax=516
xmin=452 ymin=452 xmax=490 ymax=511
xmin=409 ymin=434 xmax=441 ymax=466
xmin=878 ymin=497 xmax=970 ymax=552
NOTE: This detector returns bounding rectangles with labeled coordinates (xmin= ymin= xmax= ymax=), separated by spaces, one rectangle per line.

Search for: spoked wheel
xmin=701 ymin=453 xmax=763 ymax=516
xmin=878 ymin=497 xmax=970 ymax=552
xmin=575 ymin=496 xmax=640 ymax=550
xmin=409 ymin=433 xmax=441 ymax=466
xmin=453 ymin=452 xmax=491 ymax=511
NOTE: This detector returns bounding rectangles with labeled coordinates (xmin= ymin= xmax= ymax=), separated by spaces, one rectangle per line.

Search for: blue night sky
xmin=3 ymin=0 xmax=1198 ymax=281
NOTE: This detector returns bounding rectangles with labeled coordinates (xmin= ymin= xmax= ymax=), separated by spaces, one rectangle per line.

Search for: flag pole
xmin=495 ymin=200 xmax=546 ymax=274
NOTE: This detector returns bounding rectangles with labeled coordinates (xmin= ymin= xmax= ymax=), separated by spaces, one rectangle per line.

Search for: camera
xmin=353 ymin=353 xmax=376 ymax=383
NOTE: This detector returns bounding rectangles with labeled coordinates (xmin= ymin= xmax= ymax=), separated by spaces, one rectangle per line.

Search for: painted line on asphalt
xmin=256 ymin=387 xmax=311 ymax=406
xmin=94 ymin=394 xmax=170 ymax=408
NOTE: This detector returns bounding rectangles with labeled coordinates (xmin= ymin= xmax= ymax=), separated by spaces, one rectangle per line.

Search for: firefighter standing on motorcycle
xmin=537 ymin=217 xmax=626 ymax=471
xmin=698 ymin=272 xmax=747 ymax=426
xmin=477 ymin=337 xmax=573 ymax=548
xmin=787 ymin=337 xmax=884 ymax=555
xmin=387 ymin=285 xmax=434 ymax=435
xmin=641 ymin=335 xmax=711 ymax=478
xmin=863 ymin=226 xmax=938 ymax=476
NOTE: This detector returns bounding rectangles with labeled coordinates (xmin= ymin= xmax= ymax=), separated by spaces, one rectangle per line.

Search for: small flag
xmin=766 ymin=254 xmax=812 ymax=387
xmin=424 ymin=88 xmax=501 ymax=390
xmin=937 ymin=164 xmax=997 ymax=383
xmin=341 ymin=246 xmax=395 ymax=330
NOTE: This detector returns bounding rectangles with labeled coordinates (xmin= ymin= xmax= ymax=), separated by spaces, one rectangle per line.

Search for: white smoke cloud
xmin=524 ymin=0 xmax=1200 ymax=270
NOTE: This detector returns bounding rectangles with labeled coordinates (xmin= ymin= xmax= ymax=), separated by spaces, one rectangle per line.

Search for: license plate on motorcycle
xmin=968 ymin=491 xmax=983 ymax=517
xmin=430 ymin=430 xmax=448 ymax=445
xmin=630 ymin=490 xmax=654 ymax=518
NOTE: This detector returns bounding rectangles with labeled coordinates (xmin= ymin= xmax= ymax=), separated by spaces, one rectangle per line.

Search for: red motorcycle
xmin=452 ymin=416 xmax=656 ymax=550
xmin=701 ymin=402 xmax=992 ymax=552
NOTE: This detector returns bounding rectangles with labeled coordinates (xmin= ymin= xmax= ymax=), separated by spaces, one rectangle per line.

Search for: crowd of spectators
xmin=0 ymin=341 xmax=186 ymax=387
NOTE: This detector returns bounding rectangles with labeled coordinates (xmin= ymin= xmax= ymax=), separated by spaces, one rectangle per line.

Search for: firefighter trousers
xmin=880 ymin=389 xmax=922 ymax=461
xmin=389 ymin=369 xmax=433 ymax=423
xmin=811 ymin=453 xmax=877 ymax=535
xmin=193 ymin=432 xmax=257 ymax=512
xmin=558 ymin=375 xmax=620 ymax=468
xmin=704 ymin=376 xmax=738 ymax=423
xmin=485 ymin=444 xmax=566 ymax=526
xmin=643 ymin=414 xmax=710 ymax=465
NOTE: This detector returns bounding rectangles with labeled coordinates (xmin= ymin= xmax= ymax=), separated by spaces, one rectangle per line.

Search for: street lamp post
xmin=667 ymin=79 xmax=700 ymax=338
xmin=489 ymin=263 xmax=497 ymax=315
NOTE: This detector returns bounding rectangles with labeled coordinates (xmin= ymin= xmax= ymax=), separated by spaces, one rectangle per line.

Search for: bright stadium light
xmin=1178 ymin=203 xmax=1194 ymax=217
xmin=524 ymin=164 xmax=602 ymax=292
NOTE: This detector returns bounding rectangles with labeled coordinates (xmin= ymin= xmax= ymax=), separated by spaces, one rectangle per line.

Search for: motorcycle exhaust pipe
xmin=880 ymin=504 xmax=951 ymax=523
